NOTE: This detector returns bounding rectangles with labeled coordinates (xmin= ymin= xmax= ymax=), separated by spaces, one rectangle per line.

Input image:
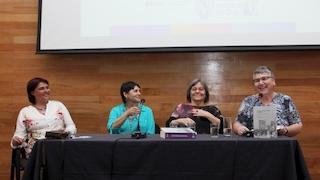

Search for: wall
xmin=1 ymin=0 xmax=319 ymax=179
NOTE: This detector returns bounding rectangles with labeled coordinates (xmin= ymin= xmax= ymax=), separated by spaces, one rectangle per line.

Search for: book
xmin=171 ymin=104 xmax=194 ymax=118
xmin=45 ymin=130 xmax=70 ymax=139
xmin=160 ymin=127 xmax=197 ymax=139
xmin=253 ymin=105 xmax=277 ymax=138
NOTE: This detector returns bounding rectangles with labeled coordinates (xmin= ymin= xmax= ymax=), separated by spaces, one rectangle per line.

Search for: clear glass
xmin=269 ymin=121 xmax=278 ymax=138
xmin=210 ymin=123 xmax=219 ymax=137
xmin=223 ymin=117 xmax=232 ymax=137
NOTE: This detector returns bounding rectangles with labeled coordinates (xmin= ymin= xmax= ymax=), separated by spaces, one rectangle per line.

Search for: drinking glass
xmin=210 ymin=123 xmax=219 ymax=137
xmin=223 ymin=117 xmax=232 ymax=137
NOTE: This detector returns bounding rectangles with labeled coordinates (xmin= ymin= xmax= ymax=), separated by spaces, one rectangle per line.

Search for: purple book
xmin=160 ymin=128 xmax=197 ymax=139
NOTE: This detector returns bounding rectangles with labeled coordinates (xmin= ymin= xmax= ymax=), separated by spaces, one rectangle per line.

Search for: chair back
xmin=10 ymin=148 xmax=27 ymax=180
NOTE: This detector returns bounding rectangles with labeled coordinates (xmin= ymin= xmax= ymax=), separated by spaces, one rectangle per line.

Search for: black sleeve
xmin=165 ymin=104 xmax=180 ymax=127
xmin=165 ymin=116 xmax=177 ymax=127
xmin=204 ymin=105 xmax=224 ymax=134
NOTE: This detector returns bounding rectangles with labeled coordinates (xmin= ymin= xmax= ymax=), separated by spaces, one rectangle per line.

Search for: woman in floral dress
xmin=11 ymin=77 xmax=76 ymax=156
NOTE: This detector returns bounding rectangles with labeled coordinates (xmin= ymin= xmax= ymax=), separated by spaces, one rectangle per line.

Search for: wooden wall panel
xmin=1 ymin=0 xmax=319 ymax=179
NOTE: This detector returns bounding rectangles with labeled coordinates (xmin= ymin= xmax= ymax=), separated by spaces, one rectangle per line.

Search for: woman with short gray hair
xmin=233 ymin=66 xmax=302 ymax=137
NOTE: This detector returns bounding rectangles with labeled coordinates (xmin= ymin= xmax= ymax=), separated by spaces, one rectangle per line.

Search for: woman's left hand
xmin=278 ymin=127 xmax=288 ymax=136
xmin=191 ymin=109 xmax=210 ymax=118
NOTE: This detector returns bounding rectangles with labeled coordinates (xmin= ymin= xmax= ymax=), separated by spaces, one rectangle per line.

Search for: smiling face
xmin=124 ymin=85 xmax=141 ymax=103
xmin=32 ymin=82 xmax=50 ymax=104
xmin=253 ymin=72 xmax=275 ymax=95
xmin=190 ymin=82 xmax=207 ymax=103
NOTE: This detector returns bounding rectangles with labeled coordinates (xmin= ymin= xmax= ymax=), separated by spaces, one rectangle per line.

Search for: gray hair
xmin=253 ymin=66 xmax=274 ymax=77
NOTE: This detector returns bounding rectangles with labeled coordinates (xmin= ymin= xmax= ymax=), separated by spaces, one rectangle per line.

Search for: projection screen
xmin=37 ymin=0 xmax=320 ymax=53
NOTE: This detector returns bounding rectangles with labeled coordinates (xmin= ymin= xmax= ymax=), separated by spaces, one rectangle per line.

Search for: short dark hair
xmin=186 ymin=79 xmax=210 ymax=103
xmin=120 ymin=81 xmax=141 ymax=103
xmin=27 ymin=77 xmax=49 ymax=104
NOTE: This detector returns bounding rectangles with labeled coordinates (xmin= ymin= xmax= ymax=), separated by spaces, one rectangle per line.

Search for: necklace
xmin=34 ymin=105 xmax=47 ymax=115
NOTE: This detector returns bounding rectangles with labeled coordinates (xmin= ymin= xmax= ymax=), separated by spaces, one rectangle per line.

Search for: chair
xmin=10 ymin=147 xmax=27 ymax=180
xmin=155 ymin=123 xmax=161 ymax=134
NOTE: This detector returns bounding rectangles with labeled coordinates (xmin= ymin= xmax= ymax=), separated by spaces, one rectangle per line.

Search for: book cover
xmin=253 ymin=105 xmax=277 ymax=138
xmin=160 ymin=127 xmax=197 ymax=139
xmin=171 ymin=104 xmax=194 ymax=118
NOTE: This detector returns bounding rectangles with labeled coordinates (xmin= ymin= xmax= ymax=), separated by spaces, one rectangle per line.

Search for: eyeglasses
xmin=191 ymin=87 xmax=205 ymax=92
xmin=253 ymin=76 xmax=272 ymax=83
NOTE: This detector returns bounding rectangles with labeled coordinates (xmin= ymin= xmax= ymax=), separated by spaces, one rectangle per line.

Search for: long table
xmin=22 ymin=135 xmax=310 ymax=180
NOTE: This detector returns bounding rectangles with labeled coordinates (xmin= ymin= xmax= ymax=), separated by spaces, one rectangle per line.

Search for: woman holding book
xmin=166 ymin=79 xmax=223 ymax=134
xmin=11 ymin=77 xmax=77 ymax=156
xmin=233 ymin=66 xmax=302 ymax=137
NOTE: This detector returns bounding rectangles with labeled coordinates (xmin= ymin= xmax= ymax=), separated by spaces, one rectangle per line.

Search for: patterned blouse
xmin=236 ymin=93 xmax=302 ymax=130
xmin=11 ymin=100 xmax=77 ymax=156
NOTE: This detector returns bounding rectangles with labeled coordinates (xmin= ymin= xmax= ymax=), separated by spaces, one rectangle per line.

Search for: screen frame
xmin=36 ymin=0 xmax=320 ymax=54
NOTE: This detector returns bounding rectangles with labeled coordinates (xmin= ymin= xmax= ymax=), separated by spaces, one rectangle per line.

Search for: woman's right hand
xmin=171 ymin=118 xmax=195 ymax=127
xmin=234 ymin=122 xmax=250 ymax=135
xmin=12 ymin=136 xmax=24 ymax=146
xmin=125 ymin=107 xmax=141 ymax=117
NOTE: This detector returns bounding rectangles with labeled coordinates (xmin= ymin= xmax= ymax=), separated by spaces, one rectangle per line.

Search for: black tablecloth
xmin=23 ymin=135 xmax=310 ymax=180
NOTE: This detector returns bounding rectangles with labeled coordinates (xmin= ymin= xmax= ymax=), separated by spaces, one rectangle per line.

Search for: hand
xmin=172 ymin=118 xmax=195 ymax=127
xmin=278 ymin=127 xmax=288 ymax=136
xmin=12 ymin=136 xmax=24 ymax=146
xmin=191 ymin=109 xmax=210 ymax=118
xmin=237 ymin=125 xmax=250 ymax=135
xmin=125 ymin=107 xmax=141 ymax=117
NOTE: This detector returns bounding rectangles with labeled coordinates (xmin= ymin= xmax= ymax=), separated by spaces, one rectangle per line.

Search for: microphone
xmin=131 ymin=98 xmax=147 ymax=139
xmin=136 ymin=99 xmax=145 ymax=131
